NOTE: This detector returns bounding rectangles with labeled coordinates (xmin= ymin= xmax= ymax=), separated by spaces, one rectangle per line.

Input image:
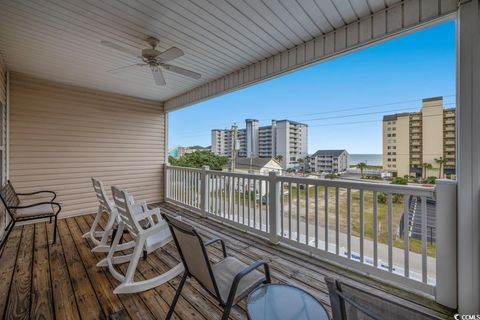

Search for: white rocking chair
xmin=97 ymin=186 xmax=184 ymax=294
xmin=83 ymin=178 xmax=141 ymax=253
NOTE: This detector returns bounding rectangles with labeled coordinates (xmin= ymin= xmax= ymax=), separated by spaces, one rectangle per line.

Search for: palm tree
xmin=421 ymin=162 xmax=433 ymax=180
xmin=275 ymin=155 xmax=283 ymax=163
xmin=434 ymin=157 xmax=447 ymax=178
xmin=357 ymin=162 xmax=367 ymax=178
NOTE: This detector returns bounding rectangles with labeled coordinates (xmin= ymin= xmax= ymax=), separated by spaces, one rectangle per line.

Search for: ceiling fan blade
xmin=157 ymin=47 xmax=184 ymax=62
xmin=152 ymin=68 xmax=166 ymax=86
xmin=100 ymin=40 xmax=139 ymax=57
xmin=106 ymin=63 xmax=146 ymax=73
xmin=162 ymin=64 xmax=201 ymax=80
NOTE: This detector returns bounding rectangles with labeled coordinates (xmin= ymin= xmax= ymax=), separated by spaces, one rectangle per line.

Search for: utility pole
xmin=230 ymin=124 xmax=238 ymax=172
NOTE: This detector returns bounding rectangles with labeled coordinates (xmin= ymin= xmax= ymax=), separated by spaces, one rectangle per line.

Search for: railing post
xmin=268 ymin=171 xmax=280 ymax=244
xmin=164 ymin=165 xmax=170 ymax=202
xmin=435 ymin=179 xmax=457 ymax=309
xmin=200 ymin=165 xmax=209 ymax=218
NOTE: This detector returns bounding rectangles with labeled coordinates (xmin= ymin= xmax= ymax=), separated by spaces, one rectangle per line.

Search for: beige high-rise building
xmin=382 ymin=97 xmax=456 ymax=178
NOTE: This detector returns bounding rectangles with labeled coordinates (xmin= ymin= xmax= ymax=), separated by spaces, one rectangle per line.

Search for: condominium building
xmin=211 ymin=119 xmax=308 ymax=169
xmin=308 ymin=150 xmax=349 ymax=173
xmin=382 ymin=96 xmax=456 ymax=178
xmin=211 ymin=128 xmax=234 ymax=157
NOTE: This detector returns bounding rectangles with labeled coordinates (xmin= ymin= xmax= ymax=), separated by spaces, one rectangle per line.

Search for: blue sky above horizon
xmin=169 ymin=20 xmax=456 ymax=154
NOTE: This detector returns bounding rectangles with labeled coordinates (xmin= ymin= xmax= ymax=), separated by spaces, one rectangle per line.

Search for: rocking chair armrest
xmin=135 ymin=207 xmax=161 ymax=223
xmin=16 ymin=190 xmax=57 ymax=201
xmin=130 ymin=202 xmax=147 ymax=215
xmin=204 ymin=238 xmax=227 ymax=258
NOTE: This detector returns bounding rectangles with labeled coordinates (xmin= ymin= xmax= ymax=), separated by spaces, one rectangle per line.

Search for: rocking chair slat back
xmin=111 ymin=186 xmax=140 ymax=237
xmin=91 ymin=178 xmax=115 ymax=214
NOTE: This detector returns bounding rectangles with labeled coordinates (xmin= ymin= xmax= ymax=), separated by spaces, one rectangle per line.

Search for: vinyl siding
xmin=0 ymin=56 xmax=5 ymax=105
xmin=9 ymin=73 xmax=165 ymax=218
xmin=0 ymin=57 xmax=5 ymax=241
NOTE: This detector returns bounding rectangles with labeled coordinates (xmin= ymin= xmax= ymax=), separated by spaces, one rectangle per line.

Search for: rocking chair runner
xmin=97 ymin=186 xmax=184 ymax=294
xmin=83 ymin=178 xmax=149 ymax=253
xmin=162 ymin=213 xmax=271 ymax=320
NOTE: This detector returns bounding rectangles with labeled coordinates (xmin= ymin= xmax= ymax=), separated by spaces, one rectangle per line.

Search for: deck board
xmin=0 ymin=202 xmax=454 ymax=320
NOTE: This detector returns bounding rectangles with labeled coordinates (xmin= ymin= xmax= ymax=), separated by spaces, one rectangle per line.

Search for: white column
xmin=457 ymin=0 xmax=480 ymax=313
xmin=435 ymin=179 xmax=457 ymax=308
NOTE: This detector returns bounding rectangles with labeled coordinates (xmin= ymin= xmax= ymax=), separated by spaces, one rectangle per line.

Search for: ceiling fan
xmin=100 ymin=37 xmax=201 ymax=86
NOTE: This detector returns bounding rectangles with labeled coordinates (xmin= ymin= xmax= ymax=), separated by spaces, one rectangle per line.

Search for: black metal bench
xmin=0 ymin=180 xmax=61 ymax=251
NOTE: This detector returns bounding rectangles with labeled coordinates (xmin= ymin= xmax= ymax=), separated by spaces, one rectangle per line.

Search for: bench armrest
xmin=16 ymin=190 xmax=57 ymax=201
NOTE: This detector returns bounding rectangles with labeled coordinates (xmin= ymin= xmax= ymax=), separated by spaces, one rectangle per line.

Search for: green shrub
xmin=391 ymin=177 xmax=408 ymax=185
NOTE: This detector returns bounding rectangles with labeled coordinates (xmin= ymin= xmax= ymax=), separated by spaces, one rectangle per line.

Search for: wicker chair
xmin=162 ymin=213 xmax=271 ymax=320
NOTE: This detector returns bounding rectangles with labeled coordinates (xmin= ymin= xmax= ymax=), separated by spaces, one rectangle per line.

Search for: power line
xmin=180 ymin=94 xmax=456 ymax=131
xmin=255 ymin=94 xmax=456 ymax=121
xmin=175 ymin=103 xmax=456 ymax=136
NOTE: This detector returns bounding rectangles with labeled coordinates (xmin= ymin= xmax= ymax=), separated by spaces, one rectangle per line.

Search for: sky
xmin=169 ymin=20 xmax=456 ymax=154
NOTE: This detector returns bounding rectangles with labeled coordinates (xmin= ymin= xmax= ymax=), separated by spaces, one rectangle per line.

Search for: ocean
xmin=348 ymin=154 xmax=383 ymax=166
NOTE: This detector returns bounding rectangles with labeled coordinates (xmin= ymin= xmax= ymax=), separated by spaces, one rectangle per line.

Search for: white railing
xmin=165 ymin=165 xmax=457 ymax=308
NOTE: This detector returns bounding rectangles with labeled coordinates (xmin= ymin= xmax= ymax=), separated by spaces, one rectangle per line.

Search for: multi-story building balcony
xmin=445 ymin=133 xmax=455 ymax=138
xmin=411 ymin=128 xmax=421 ymax=134
xmin=445 ymin=139 xmax=455 ymax=145
xmin=445 ymin=125 xmax=455 ymax=131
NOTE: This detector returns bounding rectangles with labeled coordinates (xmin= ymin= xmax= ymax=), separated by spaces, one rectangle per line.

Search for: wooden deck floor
xmin=0 ymin=202 xmax=454 ymax=319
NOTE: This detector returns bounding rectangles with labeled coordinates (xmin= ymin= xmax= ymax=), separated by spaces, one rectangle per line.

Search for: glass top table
xmin=247 ymin=283 xmax=329 ymax=320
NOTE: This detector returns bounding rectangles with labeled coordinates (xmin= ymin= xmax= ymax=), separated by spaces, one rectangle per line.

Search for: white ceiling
xmin=0 ymin=0 xmax=400 ymax=101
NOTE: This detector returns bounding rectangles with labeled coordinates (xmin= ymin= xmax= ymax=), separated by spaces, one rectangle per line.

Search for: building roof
xmin=383 ymin=112 xmax=411 ymax=121
xmin=234 ymin=157 xmax=281 ymax=169
xmin=422 ymin=96 xmax=443 ymax=102
xmin=274 ymin=119 xmax=308 ymax=127
xmin=311 ymin=150 xmax=348 ymax=157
